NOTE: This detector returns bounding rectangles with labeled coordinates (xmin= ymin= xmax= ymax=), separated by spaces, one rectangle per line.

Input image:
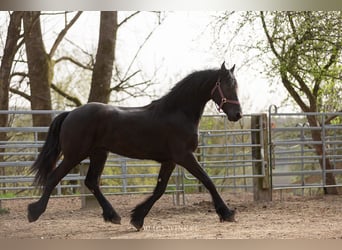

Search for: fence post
xmin=251 ymin=113 xmax=272 ymax=201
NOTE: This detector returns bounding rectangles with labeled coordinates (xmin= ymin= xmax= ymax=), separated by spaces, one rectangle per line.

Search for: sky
xmin=5 ymin=11 xmax=292 ymax=113
xmin=125 ymin=12 xmax=290 ymax=113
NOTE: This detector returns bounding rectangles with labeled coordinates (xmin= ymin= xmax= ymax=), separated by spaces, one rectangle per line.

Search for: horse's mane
xmin=153 ymin=69 xmax=219 ymax=110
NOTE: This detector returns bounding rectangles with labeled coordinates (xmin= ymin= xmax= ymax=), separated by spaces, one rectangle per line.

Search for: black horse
xmin=28 ymin=62 xmax=242 ymax=230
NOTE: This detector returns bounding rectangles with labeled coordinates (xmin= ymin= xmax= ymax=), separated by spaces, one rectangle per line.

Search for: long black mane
xmin=158 ymin=69 xmax=218 ymax=105
xmin=151 ymin=69 xmax=219 ymax=120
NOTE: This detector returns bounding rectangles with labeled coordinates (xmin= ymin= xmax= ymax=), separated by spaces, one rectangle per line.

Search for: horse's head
xmin=211 ymin=62 xmax=242 ymax=122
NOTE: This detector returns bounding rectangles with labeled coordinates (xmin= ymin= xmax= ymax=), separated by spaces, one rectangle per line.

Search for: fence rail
xmin=269 ymin=109 xmax=342 ymax=194
xmin=1 ymin=109 xmax=342 ymax=205
xmin=0 ymin=110 xmax=267 ymax=204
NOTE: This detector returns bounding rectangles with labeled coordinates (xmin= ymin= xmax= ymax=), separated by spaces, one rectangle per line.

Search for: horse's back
xmin=58 ymin=102 xmax=197 ymax=162
xmin=58 ymin=102 xmax=164 ymax=159
xmin=58 ymin=103 xmax=118 ymax=156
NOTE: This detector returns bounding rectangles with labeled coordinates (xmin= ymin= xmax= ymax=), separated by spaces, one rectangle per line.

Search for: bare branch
xmin=9 ymin=87 xmax=31 ymax=101
xmin=48 ymin=11 xmax=83 ymax=58
xmin=287 ymin=12 xmax=298 ymax=41
xmin=118 ymin=11 xmax=140 ymax=28
xmin=15 ymin=36 xmax=25 ymax=52
xmin=290 ymin=71 xmax=316 ymax=107
xmin=126 ymin=80 xmax=151 ymax=89
xmin=41 ymin=11 xmax=74 ymax=16
xmin=120 ymin=80 xmax=153 ymax=98
xmin=51 ymin=83 xmax=82 ymax=106
xmin=55 ymin=56 xmax=93 ymax=71
xmin=260 ymin=11 xmax=282 ymax=60
xmin=123 ymin=24 xmax=159 ymax=80
xmin=10 ymin=71 xmax=28 ymax=80
xmin=63 ymin=36 xmax=95 ymax=60
xmin=325 ymin=112 xmax=342 ymax=124
xmin=111 ymin=70 xmax=140 ymax=91
xmin=280 ymin=72 xmax=310 ymax=112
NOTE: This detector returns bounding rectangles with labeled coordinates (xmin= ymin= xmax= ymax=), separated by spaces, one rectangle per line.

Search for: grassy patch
xmin=0 ymin=193 xmax=16 ymax=199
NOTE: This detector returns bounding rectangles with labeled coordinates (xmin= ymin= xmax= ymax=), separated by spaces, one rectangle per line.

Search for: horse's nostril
xmin=236 ymin=112 xmax=242 ymax=119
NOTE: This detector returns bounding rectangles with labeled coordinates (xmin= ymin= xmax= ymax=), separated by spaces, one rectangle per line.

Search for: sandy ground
xmin=1 ymin=192 xmax=342 ymax=239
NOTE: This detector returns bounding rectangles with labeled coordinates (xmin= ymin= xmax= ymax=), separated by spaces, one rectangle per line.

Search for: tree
xmin=260 ymin=11 xmax=341 ymax=194
xmin=259 ymin=12 xmax=341 ymax=113
xmin=0 ymin=12 xmax=23 ymax=128
xmin=22 ymin=11 xmax=82 ymax=140
xmin=0 ymin=12 xmax=23 ymax=191
xmin=217 ymin=11 xmax=342 ymax=194
xmin=88 ymin=11 xmax=118 ymax=103
xmin=52 ymin=11 xmax=161 ymax=106
xmin=23 ymin=11 xmax=53 ymax=135
xmin=88 ymin=11 xmax=159 ymax=104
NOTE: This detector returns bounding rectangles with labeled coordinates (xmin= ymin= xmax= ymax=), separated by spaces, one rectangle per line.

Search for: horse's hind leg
xmin=131 ymin=161 xmax=176 ymax=230
xmin=85 ymin=149 xmax=121 ymax=224
xmin=28 ymin=158 xmax=78 ymax=222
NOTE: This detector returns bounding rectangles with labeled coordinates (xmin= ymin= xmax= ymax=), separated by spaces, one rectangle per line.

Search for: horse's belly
xmin=106 ymin=131 xmax=171 ymax=162
xmin=110 ymin=144 xmax=171 ymax=162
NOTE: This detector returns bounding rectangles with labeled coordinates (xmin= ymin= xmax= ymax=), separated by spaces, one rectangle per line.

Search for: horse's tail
xmin=30 ymin=111 xmax=70 ymax=186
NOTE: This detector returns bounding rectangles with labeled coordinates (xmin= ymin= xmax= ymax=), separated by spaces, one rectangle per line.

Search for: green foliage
xmin=0 ymin=193 xmax=16 ymax=199
xmin=318 ymin=75 xmax=342 ymax=112
xmin=217 ymin=11 xmax=342 ymax=112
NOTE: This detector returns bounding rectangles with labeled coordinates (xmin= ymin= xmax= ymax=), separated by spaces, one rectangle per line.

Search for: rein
xmin=211 ymin=80 xmax=240 ymax=111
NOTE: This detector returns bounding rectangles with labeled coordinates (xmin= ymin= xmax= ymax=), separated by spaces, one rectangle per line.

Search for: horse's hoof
xmin=219 ymin=208 xmax=236 ymax=222
xmin=130 ymin=219 xmax=144 ymax=231
xmin=220 ymin=216 xmax=236 ymax=222
xmin=103 ymin=213 xmax=121 ymax=224
xmin=27 ymin=213 xmax=37 ymax=223
xmin=27 ymin=203 xmax=41 ymax=223
xmin=106 ymin=217 xmax=121 ymax=224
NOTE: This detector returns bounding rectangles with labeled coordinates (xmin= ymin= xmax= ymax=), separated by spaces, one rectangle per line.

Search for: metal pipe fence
xmin=269 ymin=109 xmax=342 ymax=195
xmin=1 ymin=109 xmax=342 ymax=204
xmin=0 ymin=111 xmax=263 ymax=203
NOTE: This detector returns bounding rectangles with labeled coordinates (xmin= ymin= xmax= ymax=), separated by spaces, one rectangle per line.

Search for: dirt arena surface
xmin=1 ymin=192 xmax=342 ymax=239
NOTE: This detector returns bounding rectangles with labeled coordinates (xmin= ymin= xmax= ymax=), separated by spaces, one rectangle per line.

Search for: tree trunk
xmin=307 ymin=115 xmax=338 ymax=195
xmin=88 ymin=11 xmax=118 ymax=103
xmin=0 ymin=11 xmax=22 ymax=129
xmin=0 ymin=12 xmax=23 ymax=193
xmin=23 ymin=12 xmax=53 ymax=140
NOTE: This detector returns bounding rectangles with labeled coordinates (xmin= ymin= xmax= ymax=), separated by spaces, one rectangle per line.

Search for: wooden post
xmin=251 ymin=114 xmax=272 ymax=201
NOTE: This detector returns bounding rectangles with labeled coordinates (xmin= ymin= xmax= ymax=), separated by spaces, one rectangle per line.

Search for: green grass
xmin=0 ymin=193 xmax=16 ymax=199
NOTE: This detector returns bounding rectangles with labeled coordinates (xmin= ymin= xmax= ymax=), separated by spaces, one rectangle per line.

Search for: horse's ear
xmin=221 ymin=61 xmax=227 ymax=71
xmin=230 ymin=64 xmax=236 ymax=73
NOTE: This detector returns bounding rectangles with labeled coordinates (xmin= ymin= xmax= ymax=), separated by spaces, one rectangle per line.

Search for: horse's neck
xmin=185 ymin=97 xmax=210 ymax=124
xmin=153 ymin=70 xmax=219 ymax=123
xmin=163 ymin=83 xmax=213 ymax=124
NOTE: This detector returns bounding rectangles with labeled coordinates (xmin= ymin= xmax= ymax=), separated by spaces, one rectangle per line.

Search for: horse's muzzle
xmin=228 ymin=111 xmax=243 ymax=122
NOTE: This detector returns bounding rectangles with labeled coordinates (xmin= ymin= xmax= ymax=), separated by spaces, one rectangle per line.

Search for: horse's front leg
xmin=175 ymin=152 xmax=236 ymax=222
xmin=131 ymin=161 xmax=176 ymax=231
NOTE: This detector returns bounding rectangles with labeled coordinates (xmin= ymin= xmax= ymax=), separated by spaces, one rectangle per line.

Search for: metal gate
xmin=268 ymin=106 xmax=342 ymax=195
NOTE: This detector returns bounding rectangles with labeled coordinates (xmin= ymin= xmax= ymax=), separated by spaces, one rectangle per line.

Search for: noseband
xmin=211 ymin=80 xmax=240 ymax=111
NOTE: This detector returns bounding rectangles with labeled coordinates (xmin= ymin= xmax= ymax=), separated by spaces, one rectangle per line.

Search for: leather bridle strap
xmin=211 ymin=81 xmax=240 ymax=111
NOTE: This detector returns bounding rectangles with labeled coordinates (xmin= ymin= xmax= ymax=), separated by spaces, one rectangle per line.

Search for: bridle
xmin=211 ymin=80 xmax=240 ymax=111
